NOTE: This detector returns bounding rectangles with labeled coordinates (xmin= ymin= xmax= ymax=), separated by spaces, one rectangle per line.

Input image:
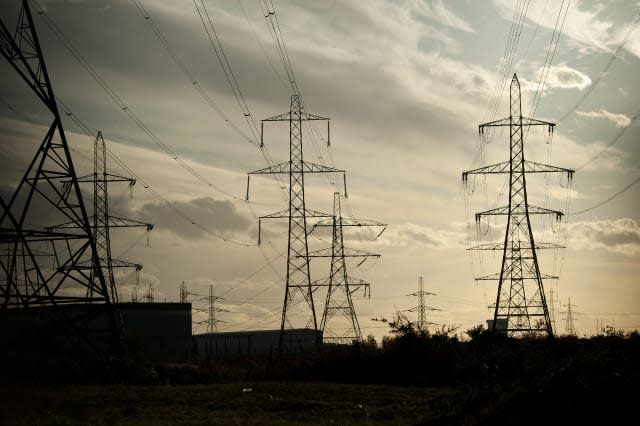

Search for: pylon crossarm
xmin=108 ymin=216 xmax=153 ymax=230
xmin=312 ymin=276 xmax=369 ymax=287
xmin=475 ymin=273 xmax=559 ymax=281
xmin=462 ymin=161 xmax=509 ymax=180
xmin=259 ymin=208 xmax=331 ymax=219
xmin=476 ymin=205 xmax=563 ymax=220
xmin=479 ymin=117 xmax=555 ymax=130
xmin=109 ymin=259 xmax=142 ymax=270
xmin=463 ymin=161 xmax=573 ymax=182
xmin=263 ymin=111 xmax=329 ymax=122
xmin=468 ymin=241 xmax=565 ymax=250
xmin=305 ymin=246 xmax=380 ymax=258
xmin=75 ymin=173 xmax=135 ymax=184
xmin=524 ymin=161 xmax=574 ymax=177
xmin=248 ymin=161 xmax=289 ymax=175
xmin=249 ymin=161 xmax=343 ymax=174
xmin=313 ymin=217 xmax=387 ymax=228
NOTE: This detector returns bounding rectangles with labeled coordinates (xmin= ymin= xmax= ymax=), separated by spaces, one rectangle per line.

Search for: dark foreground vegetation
xmin=1 ymin=326 xmax=638 ymax=425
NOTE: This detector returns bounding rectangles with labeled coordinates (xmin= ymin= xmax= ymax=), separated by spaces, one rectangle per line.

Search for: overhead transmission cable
xmin=527 ymin=0 xmax=570 ymax=120
xmin=558 ymin=14 xmax=639 ymax=122
xmin=192 ymin=0 xmax=288 ymax=201
xmin=52 ymin=98 xmax=258 ymax=247
xmin=577 ymin=110 xmax=639 ymax=171
xmin=569 ymin=175 xmax=640 ymax=215
xmin=30 ymin=0 xmax=245 ymax=202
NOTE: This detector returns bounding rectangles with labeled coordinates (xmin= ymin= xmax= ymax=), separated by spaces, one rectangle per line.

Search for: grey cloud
xmin=568 ymin=218 xmax=640 ymax=255
xmin=138 ymin=196 xmax=250 ymax=240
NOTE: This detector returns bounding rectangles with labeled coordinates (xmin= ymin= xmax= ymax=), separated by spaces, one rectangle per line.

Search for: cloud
xmin=138 ymin=197 xmax=250 ymax=240
xmin=369 ymin=222 xmax=468 ymax=249
xmin=539 ymin=65 xmax=592 ymax=91
xmin=414 ymin=0 xmax=475 ymax=33
xmin=567 ymin=218 xmax=640 ymax=256
xmin=576 ymin=108 xmax=632 ymax=128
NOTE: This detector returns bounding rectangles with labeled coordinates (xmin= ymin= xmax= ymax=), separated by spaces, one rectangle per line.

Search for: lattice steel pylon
xmin=52 ymin=132 xmax=153 ymax=303
xmin=562 ymin=297 xmax=577 ymax=336
xmin=0 ymin=1 xmax=111 ymax=309
xmin=85 ymin=132 xmax=151 ymax=302
xmin=247 ymin=95 xmax=346 ymax=347
xmin=407 ymin=276 xmax=440 ymax=333
xmin=307 ymin=192 xmax=384 ymax=344
xmin=205 ymin=283 xmax=226 ymax=333
xmin=462 ymin=74 xmax=574 ymax=337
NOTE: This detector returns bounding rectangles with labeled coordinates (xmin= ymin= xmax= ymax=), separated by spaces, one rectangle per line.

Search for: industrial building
xmin=1 ymin=303 xmax=193 ymax=364
xmin=193 ymin=328 xmax=321 ymax=359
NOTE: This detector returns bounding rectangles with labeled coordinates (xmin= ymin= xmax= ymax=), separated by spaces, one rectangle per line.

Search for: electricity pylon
xmin=407 ymin=276 xmax=440 ymax=332
xmin=142 ymin=282 xmax=154 ymax=303
xmin=307 ymin=192 xmax=384 ymax=344
xmin=462 ymin=74 xmax=574 ymax=337
xmin=179 ymin=281 xmax=200 ymax=303
xmin=205 ymin=283 xmax=226 ymax=333
xmin=246 ymin=95 xmax=346 ymax=348
xmin=562 ymin=297 xmax=577 ymax=336
xmin=0 ymin=2 xmax=111 ymax=310
xmin=52 ymin=132 xmax=153 ymax=303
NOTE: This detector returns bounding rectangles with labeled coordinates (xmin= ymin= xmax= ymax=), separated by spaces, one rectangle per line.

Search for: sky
xmin=0 ymin=0 xmax=639 ymax=340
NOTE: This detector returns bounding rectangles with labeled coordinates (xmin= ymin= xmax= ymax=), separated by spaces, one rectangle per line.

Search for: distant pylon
xmin=463 ymin=74 xmax=574 ymax=337
xmin=179 ymin=281 xmax=199 ymax=303
xmin=307 ymin=192 xmax=384 ymax=343
xmin=407 ymin=276 xmax=440 ymax=332
xmin=180 ymin=281 xmax=187 ymax=304
xmin=562 ymin=297 xmax=577 ymax=336
xmin=246 ymin=95 xmax=346 ymax=349
xmin=143 ymin=282 xmax=154 ymax=303
xmin=205 ymin=283 xmax=226 ymax=333
xmin=52 ymin=132 xmax=153 ymax=303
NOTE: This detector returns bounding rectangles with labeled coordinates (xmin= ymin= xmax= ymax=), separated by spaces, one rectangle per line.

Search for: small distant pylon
xmin=246 ymin=95 xmax=346 ymax=349
xmin=205 ymin=283 xmax=227 ymax=333
xmin=562 ymin=297 xmax=578 ymax=336
xmin=179 ymin=281 xmax=200 ymax=304
xmin=407 ymin=276 xmax=440 ymax=332
xmin=143 ymin=282 xmax=154 ymax=303
xmin=307 ymin=192 xmax=384 ymax=344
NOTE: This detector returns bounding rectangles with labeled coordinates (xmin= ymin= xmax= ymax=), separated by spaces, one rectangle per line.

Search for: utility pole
xmin=463 ymin=74 xmax=574 ymax=337
xmin=407 ymin=276 xmax=440 ymax=332
xmin=307 ymin=192 xmax=384 ymax=344
xmin=246 ymin=95 xmax=346 ymax=349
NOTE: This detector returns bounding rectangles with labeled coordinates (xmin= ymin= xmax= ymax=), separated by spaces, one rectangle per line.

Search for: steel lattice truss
xmin=247 ymin=95 xmax=346 ymax=349
xmin=306 ymin=193 xmax=383 ymax=344
xmin=463 ymin=74 xmax=574 ymax=337
xmin=0 ymin=1 xmax=111 ymax=308
xmin=51 ymin=132 xmax=152 ymax=303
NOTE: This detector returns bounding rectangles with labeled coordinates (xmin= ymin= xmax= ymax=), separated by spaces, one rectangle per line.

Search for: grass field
xmin=1 ymin=332 xmax=637 ymax=424
xmin=1 ymin=382 xmax=475 ymax=425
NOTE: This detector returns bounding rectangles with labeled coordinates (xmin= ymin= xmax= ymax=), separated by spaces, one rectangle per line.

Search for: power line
xmin=30 ymin=0 xmax=246 ymax=202
xmin=558 ymin=13 xmax=640 ymax=122
xmin=569 ymin=175 xmax=640 ymax=215
xmin=577 ymin=111 xmax=639 ymax=171
xmin=527 ymin=0 xmax=570 ymax=119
